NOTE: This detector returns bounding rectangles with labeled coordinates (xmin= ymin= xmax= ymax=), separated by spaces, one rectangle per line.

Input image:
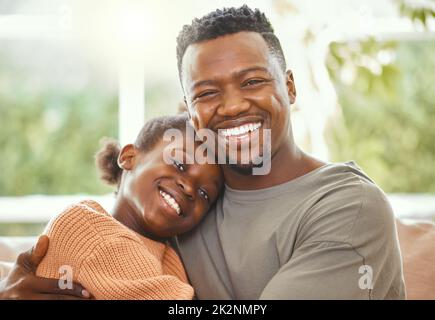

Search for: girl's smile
xmin=159 ymin=188 xmax=183 ymax=216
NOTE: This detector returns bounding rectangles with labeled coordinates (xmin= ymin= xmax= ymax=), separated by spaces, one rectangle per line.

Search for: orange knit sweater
xmin=36 ymin=200 xmax=194 ymax=300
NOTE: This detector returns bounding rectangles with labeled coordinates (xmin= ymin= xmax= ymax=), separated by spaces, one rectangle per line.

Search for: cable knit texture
xmin=36 ymin=200 xmax=194 ymax=300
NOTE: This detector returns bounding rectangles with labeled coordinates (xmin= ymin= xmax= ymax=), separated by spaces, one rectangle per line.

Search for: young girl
xmin=35 ymin=114 xmax=223 ymax=300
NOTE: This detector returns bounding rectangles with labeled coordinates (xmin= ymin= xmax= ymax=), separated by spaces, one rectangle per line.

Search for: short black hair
xmin=176 ymin=5 xmax=286 ymax=79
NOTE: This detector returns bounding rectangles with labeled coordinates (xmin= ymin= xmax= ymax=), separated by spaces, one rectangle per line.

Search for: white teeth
xmin=220 ymin=122 xmax=262 ymax=137
xmin=159 ymin=190 xmax=181 ymax=215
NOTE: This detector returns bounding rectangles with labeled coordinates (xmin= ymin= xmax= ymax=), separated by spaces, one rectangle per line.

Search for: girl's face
xmin=120 ymin=138 xmax=223 ymax=238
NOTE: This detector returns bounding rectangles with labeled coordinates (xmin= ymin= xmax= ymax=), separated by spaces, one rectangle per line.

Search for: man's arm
xmin=259 ymin=240 xmax=371 ymax=299
xmin=260 ymin=181 xmax=405 ymax=299
xmin=0 ymin=235 xmax=91 ymax=300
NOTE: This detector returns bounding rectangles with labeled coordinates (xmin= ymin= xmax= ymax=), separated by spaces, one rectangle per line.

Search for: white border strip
xmin=0 ymin=195 xmax=116 ymax=223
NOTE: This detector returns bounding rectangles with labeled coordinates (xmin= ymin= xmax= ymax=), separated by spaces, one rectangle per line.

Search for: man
xmin=0 ymin=5 xmax=405 ymax=299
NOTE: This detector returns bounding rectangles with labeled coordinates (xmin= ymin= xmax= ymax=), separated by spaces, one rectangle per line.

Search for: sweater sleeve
xmin=36 ymin=202 xmax=194 ymax=300
xmin=36 ymin=203 xmax=104 ymax=281
xmin=161 ymin=245 xmax=190 ymax=283
xmin=79 ymin=235 xmax=194 ymax=300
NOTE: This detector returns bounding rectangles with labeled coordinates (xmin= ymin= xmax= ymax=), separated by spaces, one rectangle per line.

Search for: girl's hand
xmin=0 ymin=235 xmax=92 ymax=300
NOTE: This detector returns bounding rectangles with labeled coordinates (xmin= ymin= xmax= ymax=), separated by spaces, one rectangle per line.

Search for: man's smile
xmin=213 ymin=115 xmax=264 ymax=130
xmin=219 ymin=122 xmax=262 ymax=138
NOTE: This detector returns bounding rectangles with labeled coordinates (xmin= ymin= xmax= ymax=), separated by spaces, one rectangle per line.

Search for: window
xmin=0 ymin=39 xmax=119 ymax=235
xmin=0 ymin=1 xmax=182 ymax=235
xmin=1 ymin=1 xmax=434 ymax=236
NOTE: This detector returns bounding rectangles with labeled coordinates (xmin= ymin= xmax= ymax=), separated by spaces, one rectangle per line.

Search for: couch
xmin=0 ymin=219 xmax=434 ymax=299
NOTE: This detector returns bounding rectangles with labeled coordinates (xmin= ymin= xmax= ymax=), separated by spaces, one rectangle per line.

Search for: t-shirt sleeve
xmin=259 ymin=181 xmax=405 ymax=300
xmin=259 ymin=240 xmax=371 ymax=299
xmin=78 ymin=236 xmax=194 ymax=300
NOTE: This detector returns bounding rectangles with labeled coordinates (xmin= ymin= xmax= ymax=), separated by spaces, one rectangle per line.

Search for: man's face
xmin=181 ymin=31 xmax=296 ymax=173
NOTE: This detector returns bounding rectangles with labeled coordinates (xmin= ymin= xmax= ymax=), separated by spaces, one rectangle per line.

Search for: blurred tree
xmin=395 ymin=0 xmax=435 ymax=29
xmin=324 ymin=1 xmax=435 ymax=193
xmin=326 ymin=39 xmax=435 ymax=193
xmin=271 ymin=0 xmax=435 ymax=193
xmin=0 ymin=63 xmax=118 ymax=195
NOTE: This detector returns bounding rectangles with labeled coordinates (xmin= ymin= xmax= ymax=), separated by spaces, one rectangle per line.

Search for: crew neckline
xmin=224 ymin=161 xmax=357 ymax=202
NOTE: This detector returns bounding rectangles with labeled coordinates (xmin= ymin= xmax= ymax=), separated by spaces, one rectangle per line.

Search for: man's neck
xmin=223 ymin=141 xmax=326 ymax=190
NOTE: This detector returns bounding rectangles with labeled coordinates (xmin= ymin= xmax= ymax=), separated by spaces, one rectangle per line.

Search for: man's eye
xmin=199 ymin=188 xmax=209 ymax=202
xmin=173 ymin=160 xmax=185 ymax=172
xmin=243 ymin=79 xmax=265 ymax=87
xmin=195 ymin=91 xmax=217 ymax=100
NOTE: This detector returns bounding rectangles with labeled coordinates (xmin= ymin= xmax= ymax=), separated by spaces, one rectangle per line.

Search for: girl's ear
xmin=117 ymin=144 xmax=138 ymax=170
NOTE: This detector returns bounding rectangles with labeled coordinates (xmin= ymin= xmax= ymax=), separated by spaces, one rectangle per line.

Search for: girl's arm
xmin=78 ymin=235 xmax=194 ymax=300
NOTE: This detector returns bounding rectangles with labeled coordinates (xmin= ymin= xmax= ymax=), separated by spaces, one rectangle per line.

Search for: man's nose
xmin=217 ymin=89 xmax=250 ymax=117
xmin=176 ymin=177 xmax=195 ymax=200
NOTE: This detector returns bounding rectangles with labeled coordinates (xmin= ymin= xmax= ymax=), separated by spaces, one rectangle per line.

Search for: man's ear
xmin=177 ymin=99 xmax=188 ymax=114
xmin=183 ymin=97 xmax=191 ymax=117
xmin=286 ymin=70 xmax=297 ymax=104
xmin=117 ymin=144 xmax=138 ymax=170
xmin=184 ymin=97 xmax=199 ymax=130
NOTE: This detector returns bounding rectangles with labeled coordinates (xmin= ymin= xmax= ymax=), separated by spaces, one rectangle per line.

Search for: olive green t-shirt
xmin=174 ymin=161 xmax=406 ymax=299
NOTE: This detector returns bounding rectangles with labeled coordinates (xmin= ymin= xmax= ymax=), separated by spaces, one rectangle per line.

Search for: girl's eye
xmin=173 ymin=159 xmax=185 ymax=172
xmin=199 ymin=188 xmax=209 ymax=202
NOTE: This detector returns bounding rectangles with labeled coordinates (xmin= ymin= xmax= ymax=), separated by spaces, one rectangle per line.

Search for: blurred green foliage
xmin=326 ymin=39 xmax=435 ymax=193
xmin=0 ymin=71 xmax=118 ymax=195
xmin=0 ymin=223 xmax=45 ymax=236
xmin=395 ymin=0 xmax=435 ymax=29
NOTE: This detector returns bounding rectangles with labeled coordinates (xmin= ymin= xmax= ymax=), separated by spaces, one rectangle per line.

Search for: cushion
xmin=397 ymin=219 xmax=435 ymax=299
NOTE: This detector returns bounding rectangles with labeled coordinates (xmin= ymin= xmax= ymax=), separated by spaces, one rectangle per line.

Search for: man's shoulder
xmin=311 ymin=160 xmax=375 ymax=191
xmin=296 ymin=161 xmax=395 ymax=244
xmin=308 ymin=161 xmax=390 ymax=212
xmin=324 ymin=162 xmax=395 ymax=238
